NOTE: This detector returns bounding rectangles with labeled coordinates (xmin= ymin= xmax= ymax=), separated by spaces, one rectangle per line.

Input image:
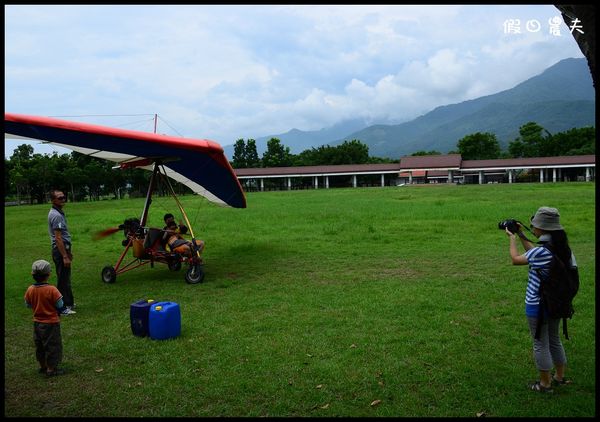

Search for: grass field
xmin=4 ymin=182 xmax=595 ymax=417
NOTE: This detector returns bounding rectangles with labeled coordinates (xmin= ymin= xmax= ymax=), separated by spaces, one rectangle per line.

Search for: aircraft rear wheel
xmin=101 ymin=266 xmax=116 ymax=283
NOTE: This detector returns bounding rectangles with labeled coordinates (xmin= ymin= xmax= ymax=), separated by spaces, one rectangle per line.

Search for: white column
xmin=352 ymin=175 xmax=357 ymax=188
xmin=314 ymin=176 xmax=318 ymax=189
xmin=448 ymin=170 xmax=453 ymax=184
xmin=508 ymin=170 xmax=513 ymax=184
xmin=586 ymin=167 xmax=591 ymax=181
xmin=381 ymin=174 xmax=385 ymax=187
xmin=325 ymin=176 xmax=330 ymax=189
xmin=287 ymin=177 xmax=291 ymax=190
xmin=478 ymin=171 xmax=484 ymax=184
xmin=553 ymin=168 xmax=557 ymax=183
xmin=409 ymin=172 xmax=413 ymax=184
xmin=540 ymin=169 xmax=544 ymax=183
xmin=260 ymin=178 xmax=264 ymax=191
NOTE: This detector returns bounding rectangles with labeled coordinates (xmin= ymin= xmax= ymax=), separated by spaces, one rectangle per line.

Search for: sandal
xmin=529 ymin=381 xmax=553 ymax=393
xmin=552 ymin=376 xmax=572 ymax=386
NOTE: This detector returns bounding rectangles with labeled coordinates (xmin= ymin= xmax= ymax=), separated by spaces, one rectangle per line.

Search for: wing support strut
xmin=140 ymin=162 xmax=160 ymax=227
xmin=159 ymin=166 xmax=201 ymax=259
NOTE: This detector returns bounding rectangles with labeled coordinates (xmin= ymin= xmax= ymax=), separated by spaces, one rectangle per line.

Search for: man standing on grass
xmin=48 ymin=189 xmax=76 ymax=315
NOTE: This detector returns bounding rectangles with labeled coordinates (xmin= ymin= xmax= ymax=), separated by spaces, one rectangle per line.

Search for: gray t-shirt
xmin=48 ymin=206 xmax=71 ymax=248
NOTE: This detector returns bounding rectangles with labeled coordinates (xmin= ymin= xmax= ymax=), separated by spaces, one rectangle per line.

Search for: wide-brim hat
xmin=530 ymin=206 xmax=563 ymax=231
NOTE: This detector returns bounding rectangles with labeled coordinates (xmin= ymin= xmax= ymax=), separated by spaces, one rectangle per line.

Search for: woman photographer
xmin=505 ymin=206 xmax=576 ymax=393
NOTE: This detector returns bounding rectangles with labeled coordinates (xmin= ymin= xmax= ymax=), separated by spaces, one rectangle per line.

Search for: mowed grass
xmin=4 ymin=182 xmax=595 ymax=417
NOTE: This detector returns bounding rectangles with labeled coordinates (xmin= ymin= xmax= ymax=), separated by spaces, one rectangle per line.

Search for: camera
xmin=498 ymin=219 xmax=521 ymax=233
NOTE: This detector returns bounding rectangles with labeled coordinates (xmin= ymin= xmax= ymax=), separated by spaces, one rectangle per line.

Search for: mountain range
xmin=223 ymin=58 xmax=595 ymax=159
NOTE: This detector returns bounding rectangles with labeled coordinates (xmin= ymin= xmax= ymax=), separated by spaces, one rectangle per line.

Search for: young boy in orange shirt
xmin=24 ymin=259 xmax=65 ymax=376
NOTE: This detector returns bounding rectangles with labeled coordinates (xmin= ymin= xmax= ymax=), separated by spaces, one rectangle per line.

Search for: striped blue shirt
xmin=524 ymin=245 xmax=553 ymax=317
xmin=523 ymin=233 xmax=578 ymax=317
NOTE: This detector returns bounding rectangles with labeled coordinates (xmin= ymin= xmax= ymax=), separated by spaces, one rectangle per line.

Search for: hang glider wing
xmin=5 ymin=113 xmax=246 ymax=208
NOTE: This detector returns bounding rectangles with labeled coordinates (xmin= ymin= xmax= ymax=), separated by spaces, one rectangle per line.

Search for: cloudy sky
xmin=4 ymin=4 xmax=585 ymax=158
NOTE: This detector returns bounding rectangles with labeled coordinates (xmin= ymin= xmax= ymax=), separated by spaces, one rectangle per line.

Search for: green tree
xmin=544 ymin=126 xmax=595 ymax=156
xmin=83 ymin=158 xmax=111 ymax=200
xmin=292 ymin=140 xmax=371 ymax=166
xmin=28 ymin=153 xmax=57 ymax=203
xmin=10 ymin=144 xmax=34 ymax=163
xmin=4 ymin=158 xmax=12 ymax=197
xmin=457 ymin=132 xmax=501 ymax=160
xmin=367 ymin=156 xmax=396 ymax=164
xmin=4 ymin=144 xmax=164 ymax=203
xmin=232 ymin=139 xmax=247 ymax=168
xmin=333 ymin=140 xmax=370 ymax=164
xmin=126 ymin=168 xmax=151 ymax=198
xmin=6 ymin=145 xmax=69 ymax=203
xmin=63 ymin=165 xmax=86 ymax=201
xmin=262 ymin=138 xmax=292 ymax=167
xmin=293 ymin=147 xmax=319 ymax=166
xmin=411 ymin=150 xmax=442 ymax=156
xmin=508 ymin=122 xmax=549 ymax=158
xmin=105 ymin=160 xmax=127 ymax=199
xmin=293 ymin=145 xmax=323 ymax=166
xmin=7 ymin=144 xmax=35 ymax=201
xmin=8 ymin=163 xmax=28 ymax=203
xmin=245 ymin=139 xmax=261 ymax=167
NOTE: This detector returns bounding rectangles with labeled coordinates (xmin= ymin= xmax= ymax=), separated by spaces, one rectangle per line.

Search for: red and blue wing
xmin=5 ymin=113 xmax=246 ymax=208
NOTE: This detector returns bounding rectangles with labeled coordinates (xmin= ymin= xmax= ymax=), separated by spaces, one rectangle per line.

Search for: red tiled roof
xmin=399 ymin=154 xmax=462 ymax=170
xmin=399 ymin=170 xmax=426 ymax=177
xmin=461 ymin=155 xmax=596 ymax=169
xmin=233 ymin=154 xmax=595 ymax=177
xmin=234 ymin=163 xmax=401 ymax=177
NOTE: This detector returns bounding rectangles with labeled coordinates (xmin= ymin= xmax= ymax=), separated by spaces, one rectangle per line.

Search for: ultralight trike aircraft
xmin=5 ymin=112 xmax=247 ymax=284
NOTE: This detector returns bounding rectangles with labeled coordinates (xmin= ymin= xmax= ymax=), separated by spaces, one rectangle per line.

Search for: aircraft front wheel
xmin=101 ymin=266 xmax=116 ymax=283
xmin=185 ymin=264 xmax=204 ymax=284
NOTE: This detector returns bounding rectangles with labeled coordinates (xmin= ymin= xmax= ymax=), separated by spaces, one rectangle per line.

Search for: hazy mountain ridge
xmin=224 ymin=58 xmax=595 ymax=159
xmin=402 ymin=99 xmax=595 ymax=154
xmin=335 ymin=58 xmax=594 ymax=157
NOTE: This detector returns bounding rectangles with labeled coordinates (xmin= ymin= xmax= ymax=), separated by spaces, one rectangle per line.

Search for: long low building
xmin=234 ymin=154 xmax=596 ymax=191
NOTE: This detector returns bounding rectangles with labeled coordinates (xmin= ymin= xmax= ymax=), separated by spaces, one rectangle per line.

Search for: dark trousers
xmin=34 ymin=322 xmax=62 ymax=369
xmin=52 ymin=246 xmax=74 ymax=307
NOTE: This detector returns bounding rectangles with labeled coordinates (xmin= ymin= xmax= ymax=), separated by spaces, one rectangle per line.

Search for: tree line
xmin=410 ymin=123 xmax=594 ymax=160
xmin=4 ymin=122 xmax=594 ymax=204
xmin=5 ymin=145 xmax=173 ymax=205
xmin=232 ymin=138 xmax=394 ymax=168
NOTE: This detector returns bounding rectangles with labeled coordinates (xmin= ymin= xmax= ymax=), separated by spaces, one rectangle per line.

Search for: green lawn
xmin=4 ymin=182 xmax=595 ymax=416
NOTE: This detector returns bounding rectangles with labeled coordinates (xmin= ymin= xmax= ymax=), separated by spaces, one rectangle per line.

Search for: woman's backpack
xmin=535 ymin=243 xmax=579 ymax=340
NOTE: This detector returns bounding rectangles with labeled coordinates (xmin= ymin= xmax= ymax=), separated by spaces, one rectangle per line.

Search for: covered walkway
xmin=234 ymin=154 xmax=595 ymax=190
xmin=235 ymin=163 xmax=401 ymax=191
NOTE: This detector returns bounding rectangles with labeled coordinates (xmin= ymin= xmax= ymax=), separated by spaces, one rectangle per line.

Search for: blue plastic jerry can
xmin=130 ymin=299 xmax=155 ymax=337
xmin=148 ymin=301 xmax=181 ymax=340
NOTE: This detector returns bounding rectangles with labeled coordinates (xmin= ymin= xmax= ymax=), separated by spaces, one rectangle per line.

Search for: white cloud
xmin=5 ymin=4 xmax=586 ymax=156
